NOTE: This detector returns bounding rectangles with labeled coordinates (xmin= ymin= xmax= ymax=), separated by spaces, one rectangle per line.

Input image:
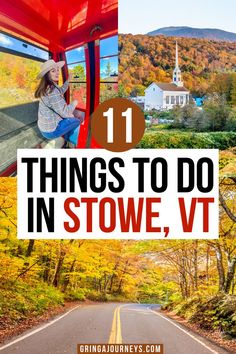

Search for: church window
xmin=180 ymin=96 xmax=184 ymax=104
xmin=166 ymin=96 xmax=169 ymax=104
xmin=171 ymin=96 xmax=175 ymax=104
xmin=186 ymin=94 xmax=189 ymax=103
xmin=176 ymin=96 xmax=179 ymax=104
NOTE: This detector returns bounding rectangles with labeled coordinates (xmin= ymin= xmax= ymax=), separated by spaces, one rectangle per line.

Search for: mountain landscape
xmin=147 ymin=26 xmax=236 ymax=42
xmin=119 ymin=33 xmax=236 ymax=96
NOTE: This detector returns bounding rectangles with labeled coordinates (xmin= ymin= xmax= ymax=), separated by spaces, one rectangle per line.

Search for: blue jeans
xmin=41 ymin=118 xmax=80 ymax=145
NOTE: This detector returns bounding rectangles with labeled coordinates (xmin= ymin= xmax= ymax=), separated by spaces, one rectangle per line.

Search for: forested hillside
xmin=119 ymin=34 xmax=236 ymax=97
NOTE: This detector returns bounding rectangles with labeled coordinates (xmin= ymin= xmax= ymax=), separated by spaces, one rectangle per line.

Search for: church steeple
xmin=172 ymin=41 xmax=183 ymax=87
xmin=175 ymin=40 xmax=179 ymax=68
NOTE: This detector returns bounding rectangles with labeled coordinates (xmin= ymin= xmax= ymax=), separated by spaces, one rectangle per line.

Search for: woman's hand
xmin=74 ymin=109 xmax=85 ymax=123
xmin=72 ymin=99 xmax=78 ymax=107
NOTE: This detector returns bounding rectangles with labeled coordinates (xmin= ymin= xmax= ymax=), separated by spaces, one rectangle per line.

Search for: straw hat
xmin=37 ymin=59 xmax=65 ymax=79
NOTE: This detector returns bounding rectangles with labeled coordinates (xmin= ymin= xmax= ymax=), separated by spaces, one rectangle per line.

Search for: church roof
xmin=155 ymin=83 xmax=189 ymax=92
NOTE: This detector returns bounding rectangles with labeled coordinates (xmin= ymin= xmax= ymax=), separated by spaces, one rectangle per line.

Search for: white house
xmin=144 ymin=42 xmax=190 ymax=111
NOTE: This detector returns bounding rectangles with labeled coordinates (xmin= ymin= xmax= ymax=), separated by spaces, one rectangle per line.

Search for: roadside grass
xmin=139 ymin=128 xmax=236 ymax=150
xmin=164 ymin=294 xmax=236 ymax=339
xmin=0 ymin=280 xmax=64 ymax=326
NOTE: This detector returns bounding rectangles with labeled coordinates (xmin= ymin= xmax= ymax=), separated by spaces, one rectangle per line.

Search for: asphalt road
xmin=0 ymin=303 xmax=231 ymax=354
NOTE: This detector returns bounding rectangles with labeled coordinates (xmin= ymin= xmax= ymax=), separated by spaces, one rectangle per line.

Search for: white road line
xmin=150 ymin=308 xmax=220 ymax=354
xmin=124 ymin=309 xmax=152 ymax=315
xmin=0 ymin=305 xmax=81 ymax=351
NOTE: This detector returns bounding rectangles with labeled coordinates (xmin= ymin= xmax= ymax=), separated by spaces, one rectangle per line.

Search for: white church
xmin=144 ymin=42 xmax=190 ymax=111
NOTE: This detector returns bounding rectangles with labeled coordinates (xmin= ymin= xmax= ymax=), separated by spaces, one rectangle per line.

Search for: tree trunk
xmin=103 ymin=274 xmax=110 ymax=295
xmin=26 ymin=240 xmax=35 ymax=257
xmin=219 ymin=190 xmax=236 ymax=223
xmin=193 ymin=240 xmax=198 ymax=291
xmin=232 ymin=278 xmax=235 ymax=295
xmin=214 ymin=243 xmax=225 ymax=292
xmin=109 ymin=274 xmax=115 ymax=292
xmin=224 ymin=257 xmax=236 ymax=293
xmin=109 ymin=263 xmax=118 ymax=292
xmin=98 ymin=279 xmax=102 ymax=293
xmin=52 ymin=251 xmax=66 ymax=287
xmin=117 ymin=279 xmax=123 ymax=294
xmin=206 ymin=245 xmax=210 ymax=284
xmin=180 ymin=253 xmax=189 ymax=298
xmin=62 ymin=259 xmax=76 ymax=292
xmin=52 ymin=240 xmax=74 ymax=287
xmin=42 ymin=255 xmax=51 ymax=283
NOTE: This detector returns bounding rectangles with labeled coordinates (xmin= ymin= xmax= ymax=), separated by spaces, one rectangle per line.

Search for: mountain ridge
xmin=147 ymin=26 xmax=236 ymax=42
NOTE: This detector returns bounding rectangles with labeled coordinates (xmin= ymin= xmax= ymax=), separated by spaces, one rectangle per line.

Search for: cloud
xmin=0 ymin=34 xmax=13 ymax=46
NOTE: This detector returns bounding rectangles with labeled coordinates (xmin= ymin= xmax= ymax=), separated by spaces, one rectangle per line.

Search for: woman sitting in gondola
xmin=35 ymin=59 xmax=84 ymax=145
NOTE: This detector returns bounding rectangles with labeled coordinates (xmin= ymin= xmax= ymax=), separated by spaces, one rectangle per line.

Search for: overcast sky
xmin=119 ymin=0 xmax=236 ymax=34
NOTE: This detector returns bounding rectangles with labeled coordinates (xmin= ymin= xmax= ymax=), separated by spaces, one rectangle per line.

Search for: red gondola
xmin=0 ymin=0 xmax=118 ymax=175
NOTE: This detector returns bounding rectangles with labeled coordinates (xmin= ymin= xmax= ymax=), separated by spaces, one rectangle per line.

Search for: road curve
xmin=0 ymin=303 xmax=231 ymax=354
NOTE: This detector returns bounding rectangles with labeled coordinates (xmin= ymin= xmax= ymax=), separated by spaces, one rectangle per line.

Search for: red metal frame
xmin=0 ymin=0 xmax=118 ymax=52
xmin=90 ymin=39 xmax=102 ymax=148
xmin=94 ymin=40 xmax=101 ymax=109
xmin=77 ymin=43 xmax=90 ymax=148
xmin=0 ymin=161 xmax=17 ymax=176
xmin=60 ymin=51 xmax=70 ymax=103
